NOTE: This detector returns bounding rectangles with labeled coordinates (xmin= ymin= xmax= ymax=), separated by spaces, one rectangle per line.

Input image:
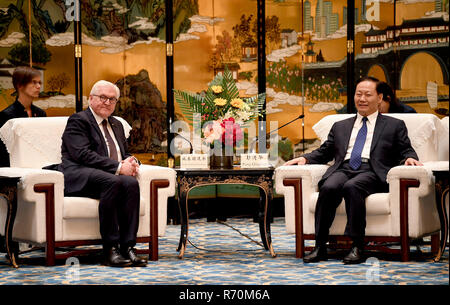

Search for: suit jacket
xmin=60 ymin=108 xmax=131 ymax=194
xmin=303 ymin=113 xmax=418 ymax=183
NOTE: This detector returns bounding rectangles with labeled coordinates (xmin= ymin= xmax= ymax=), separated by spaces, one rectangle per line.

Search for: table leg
xmin=2 ymin=184 xmax=19 ymax=268
xmin=434 ymin=186 xmax=449 ymax=262
xmin=258 ymin=187 xmax=269 ymax=250
xmin=258 ymin=187 xmax=276 ymax=257
xmin=177 ymin=187 xmax=189 ymax=259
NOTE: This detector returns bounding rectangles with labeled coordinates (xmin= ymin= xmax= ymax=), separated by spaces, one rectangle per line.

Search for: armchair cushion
xmin=309 ymin=192 xmax=390 ymax=216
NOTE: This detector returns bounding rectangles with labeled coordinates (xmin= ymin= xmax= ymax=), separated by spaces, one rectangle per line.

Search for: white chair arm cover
xmin=136 ymin=165 xmax=176 ymax=236
xmin=275 ymin=164 xmax=329 ymax=194
xmin=275 ymin=164 xmax=329 ymax=233
xmin=386 ymin=165 xmax=438 ymax=237
xmin=137 ymin=165 xmax=176 ymax=196
xmin=0 ymin=167 xmax=65 ymax=243
xmin=386 ymin=165 xmax=434 ymax=196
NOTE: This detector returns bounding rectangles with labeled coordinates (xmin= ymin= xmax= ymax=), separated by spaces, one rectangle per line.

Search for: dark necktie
xmin=101 ymin=119 xmax=118 ymax=161
xmin=349 ymin=117 xmax=368 ymax=170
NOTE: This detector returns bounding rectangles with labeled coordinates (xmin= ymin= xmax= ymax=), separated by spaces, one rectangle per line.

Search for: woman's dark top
xmin=0 ymin=99 xmax=47 ymax=167
xmin=389 ymin=102 xmax=417 ymax=113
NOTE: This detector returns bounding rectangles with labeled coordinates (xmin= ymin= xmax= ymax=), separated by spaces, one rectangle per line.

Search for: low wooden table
xmin=0 ymin=176 xmax=21 ymax=268
xmin=175 ymin=167 xmax=275 ymax=259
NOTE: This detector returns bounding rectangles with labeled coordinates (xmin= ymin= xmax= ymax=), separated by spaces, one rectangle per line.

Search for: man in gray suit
xmin=60 ymin=80 xmax=146 ymax=267
xmin=285 ymin=76 xmax=421 ymax=264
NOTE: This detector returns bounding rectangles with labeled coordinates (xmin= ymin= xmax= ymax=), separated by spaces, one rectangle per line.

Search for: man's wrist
xmin=115 ymin=162 xmax=122 ymax=175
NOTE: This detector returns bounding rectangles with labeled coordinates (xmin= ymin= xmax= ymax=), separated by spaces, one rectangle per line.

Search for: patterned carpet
xmin=0 ymin=217 xmax=448 ymax=285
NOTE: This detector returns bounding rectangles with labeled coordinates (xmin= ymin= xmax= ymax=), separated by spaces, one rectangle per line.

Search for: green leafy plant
xmin=174 ymin=67 xmax=265 ymax=126
xmin=173 ymin=67 xmax=265 ymax=147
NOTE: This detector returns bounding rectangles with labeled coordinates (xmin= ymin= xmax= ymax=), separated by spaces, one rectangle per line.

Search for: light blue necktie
xmin=349 ymin=117 xmax=368 ymax=170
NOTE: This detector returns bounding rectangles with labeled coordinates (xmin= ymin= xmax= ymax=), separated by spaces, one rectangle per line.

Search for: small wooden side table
xmin=0 ymin=176 xmax=21 ymax=268
xmin=175 ymin=167 xmax=275 ymax=259
xmin=432 ymin=169 xmax=449 ymax=262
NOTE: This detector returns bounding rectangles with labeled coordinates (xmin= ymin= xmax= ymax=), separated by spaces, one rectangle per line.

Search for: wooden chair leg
xmin=283 ymin=178 xmax=304 ymax=258
xmin=399 ymin=179 xmax=420 ymax=262
xmin=150 ymin=179 xmax=170 ymax=261
xmin=34 ymin=183 xmax=56 ymax=266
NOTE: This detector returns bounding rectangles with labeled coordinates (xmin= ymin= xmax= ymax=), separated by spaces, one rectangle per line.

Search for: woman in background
xmin=0 ymin=66 xmax=47 ymax=167
xmin=377 ymin=81 xmax=416 ymax=113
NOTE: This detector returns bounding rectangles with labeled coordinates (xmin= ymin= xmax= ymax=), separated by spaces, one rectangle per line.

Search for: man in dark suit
xmin=285 ymin=76 xmax=421 ymax=264
xmin=60 ymin=80 xmax=146 ymax=267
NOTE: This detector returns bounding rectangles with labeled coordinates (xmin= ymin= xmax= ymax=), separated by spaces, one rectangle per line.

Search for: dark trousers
xmin=315 ymin=162 xmax=388 ymax=248
xmin=66 ymin=169 xmax=140 ymax=249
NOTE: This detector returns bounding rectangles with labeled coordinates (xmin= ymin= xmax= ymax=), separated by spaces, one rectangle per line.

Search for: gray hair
xmin=89 ymin=80 xmax=120 ymax=99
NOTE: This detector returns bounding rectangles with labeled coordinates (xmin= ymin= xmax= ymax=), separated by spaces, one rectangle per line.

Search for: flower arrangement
xmin=174 ymin=68 xmax=265 ymax=150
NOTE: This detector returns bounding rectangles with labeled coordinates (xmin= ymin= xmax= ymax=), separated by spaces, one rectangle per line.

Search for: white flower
xmin=203 ymin=120 xmax=223 ymax=144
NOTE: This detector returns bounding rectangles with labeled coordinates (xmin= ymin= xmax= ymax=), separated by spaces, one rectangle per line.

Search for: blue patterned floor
xmin=0 ymin=217 xmax=448 ymax=285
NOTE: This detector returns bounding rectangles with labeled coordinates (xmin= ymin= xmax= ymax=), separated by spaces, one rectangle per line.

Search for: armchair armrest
xmin=275 ymin=164 xmax=329 ymax=195
xmin=387 ymin=165 xmax=433 ymax=197
xmin=0 ymin=167 xmax=64 ymax=201
xmin=387 ymin=165 xmax=439 ymax=242
xmin=136 ymin=165 xmax=176 ymax=239
xmin=137 ymin=165 xmax=176 ymax=197
xmin=0 ymin=167 xmax=65 ymax=243
xmin=275 ymin=165 xmax=329 ymax=237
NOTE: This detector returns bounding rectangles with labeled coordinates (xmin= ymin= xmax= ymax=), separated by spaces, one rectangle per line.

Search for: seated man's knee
xmin=320 ymin=180 xmax=342 ymax=194
xmin=342 ymin=180 xmax=363 ymax=195
xmin=119 ymin=175 xmax=139 ymax=192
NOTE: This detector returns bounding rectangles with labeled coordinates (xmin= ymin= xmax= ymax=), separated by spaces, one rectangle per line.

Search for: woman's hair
xmin=89 ymin=80 xmax=120 ymax=99
xmin=376 ymin=81 xmax=401 ymax=112
xmin=377 ymin=81 xmax=395 ymax=104
xmin=12 ymin=66 xmax=41 ymax=91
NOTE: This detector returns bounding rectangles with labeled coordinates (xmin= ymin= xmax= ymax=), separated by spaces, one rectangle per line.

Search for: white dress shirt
xmin=344 ymin=111 xmax=379 ymax=161
xmin=90 ymin=108 xmax=122 ymax=174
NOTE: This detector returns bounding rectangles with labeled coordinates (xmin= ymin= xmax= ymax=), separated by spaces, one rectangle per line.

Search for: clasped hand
xmin=119 ymin=156 xmax=139 ymax=176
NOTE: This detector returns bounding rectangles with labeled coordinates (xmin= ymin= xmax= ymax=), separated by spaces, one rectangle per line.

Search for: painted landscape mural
xmin=0 ymin=0 xmax=448 ymax=165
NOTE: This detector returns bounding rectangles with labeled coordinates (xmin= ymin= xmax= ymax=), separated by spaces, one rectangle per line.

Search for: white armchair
xmin=0 ymin=116 xmax=176 ymax=265
xmin=275 ymin=113 xmax=448 ymax=261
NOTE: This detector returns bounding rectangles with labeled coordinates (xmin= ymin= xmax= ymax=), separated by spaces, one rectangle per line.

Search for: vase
xmin=210 ymin=154 xmax=234 ymax=169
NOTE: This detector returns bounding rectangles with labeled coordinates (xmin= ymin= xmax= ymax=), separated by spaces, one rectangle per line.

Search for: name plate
xmin=180 ymin=154 xmax=209 ymax=169
xmin=240 ymin=153 xmax=269 ymax=168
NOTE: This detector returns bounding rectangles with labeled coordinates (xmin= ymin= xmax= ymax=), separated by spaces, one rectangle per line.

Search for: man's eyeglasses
xmin=92 ymin=94 xmax=118 ymax=104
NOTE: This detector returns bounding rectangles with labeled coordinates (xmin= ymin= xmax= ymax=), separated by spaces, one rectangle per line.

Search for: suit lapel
xmin=86 ymin=108 xmax=109 ymax=156
xmin=370 ymin=113 xmax=386 ymax=153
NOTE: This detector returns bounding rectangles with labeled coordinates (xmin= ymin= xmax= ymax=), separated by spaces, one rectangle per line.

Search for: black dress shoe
xmin=122 ymin=247 xmax=147 ymax=267
xmin=303 ymin=246 xmax=328 ymax=263
xmin=103 ymin=247 xmax=133 ymax=267
xmin=343 ymin=247 xmax=365 ymax=264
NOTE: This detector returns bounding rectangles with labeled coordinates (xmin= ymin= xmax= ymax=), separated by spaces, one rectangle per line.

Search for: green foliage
xmin=278 ymin=138 xmax=294 ymax=161
xmin=174 ymin=67 xmax=265 ymax=126
xmin=8 ymin=42 xmax=51 ymax=65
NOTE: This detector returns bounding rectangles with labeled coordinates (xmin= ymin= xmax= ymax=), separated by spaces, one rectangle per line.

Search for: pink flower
xmin=220 ymin=118 xmax=243 ymax=146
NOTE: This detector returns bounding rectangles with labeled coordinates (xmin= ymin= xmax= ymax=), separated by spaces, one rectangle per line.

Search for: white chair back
xmin=0 ymin=116 xmax=131 ymax=168
xmin=312 ymin=113 xmax=443 ymax=163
